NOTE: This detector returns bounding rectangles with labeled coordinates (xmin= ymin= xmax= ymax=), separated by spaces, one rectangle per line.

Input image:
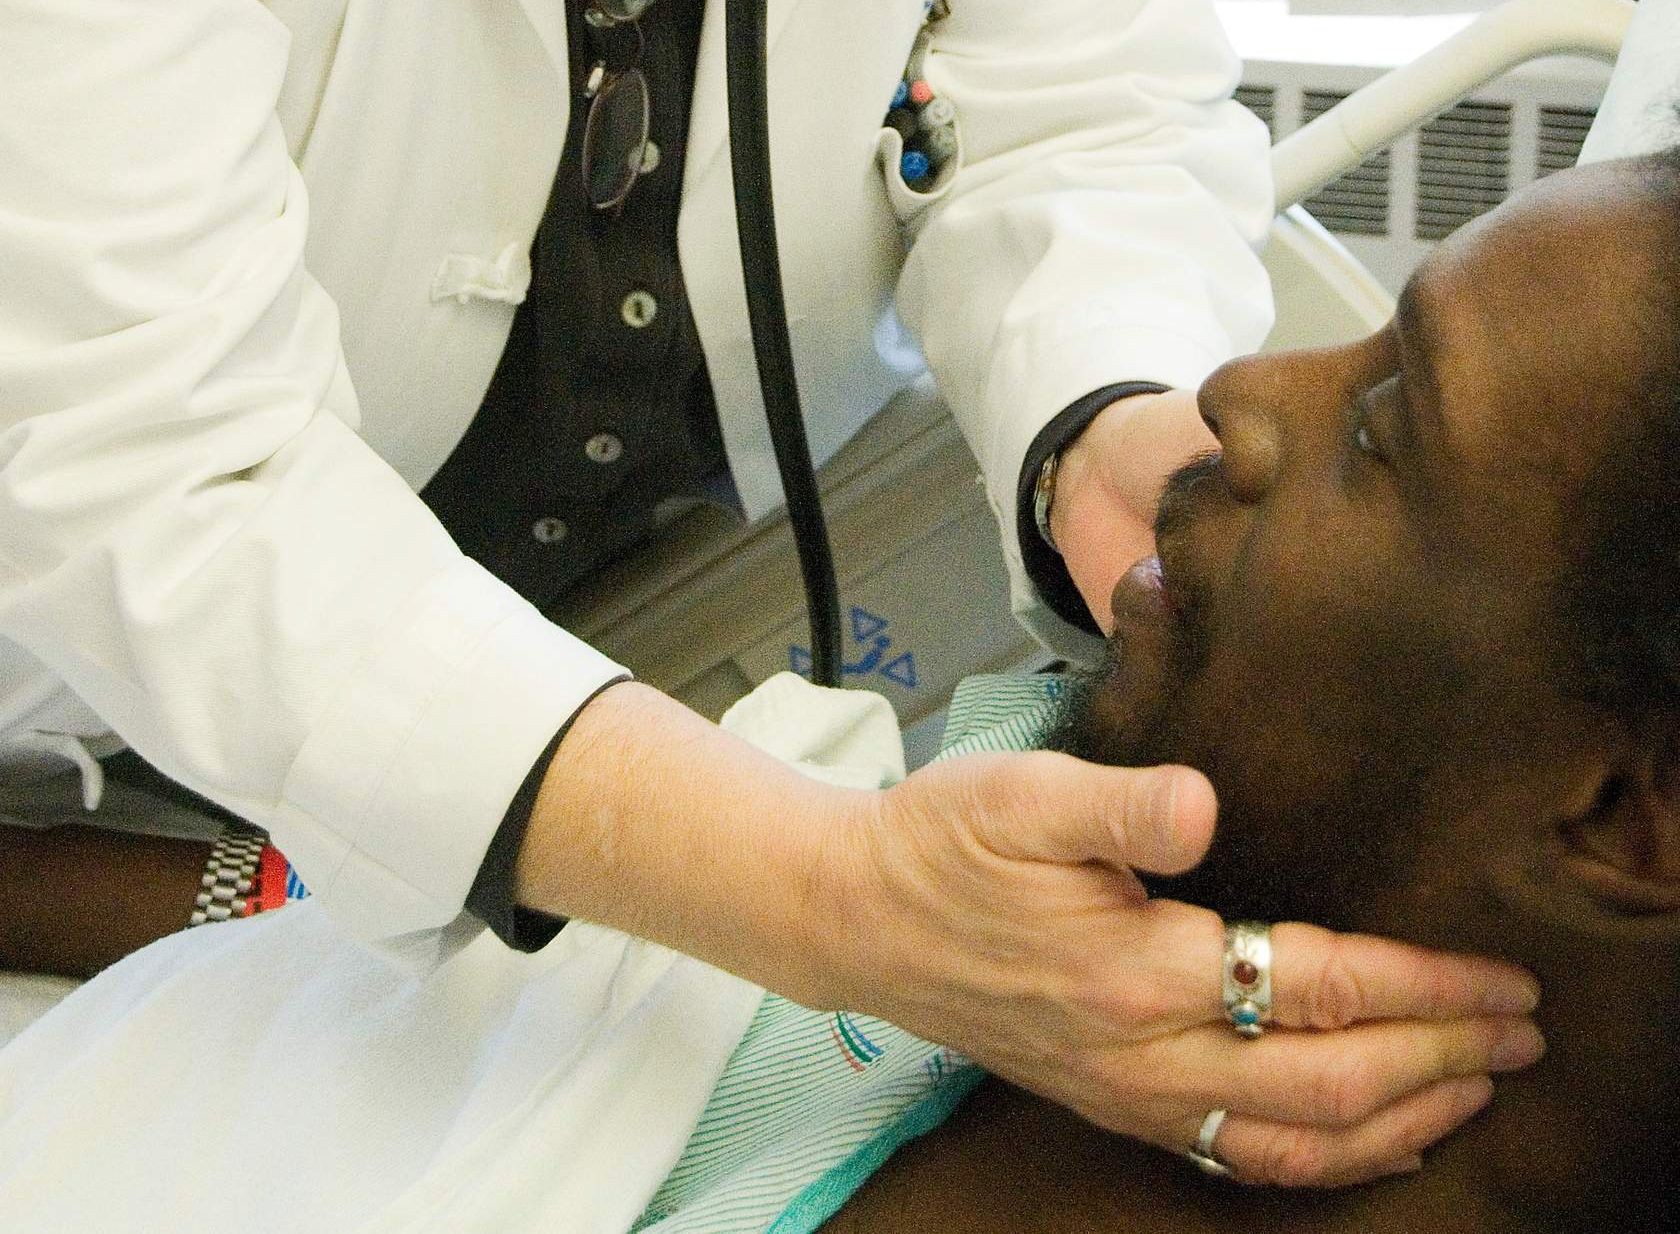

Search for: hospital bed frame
xmin=1265 ymin=0 xmax=1634 ymax=349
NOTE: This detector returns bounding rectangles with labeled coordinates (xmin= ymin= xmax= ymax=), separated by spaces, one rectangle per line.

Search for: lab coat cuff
xmin=464 ymin=672 xmax=630 ymax=954
xmin=274 ymin=558 xmax=628 ymax=954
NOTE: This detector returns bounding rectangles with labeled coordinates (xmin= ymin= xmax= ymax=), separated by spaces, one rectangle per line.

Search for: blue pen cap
xmin=901 ymin=150 xmax=932 ymax=183
xmin=892 ymin=80 xmax=910 ymax=109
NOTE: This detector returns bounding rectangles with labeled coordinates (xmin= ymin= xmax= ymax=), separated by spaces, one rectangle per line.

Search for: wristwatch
xmin=188 ymin=821 xmax=267 ymax=926
xmin=1032 ymin=449 xmax=1061 ymax=553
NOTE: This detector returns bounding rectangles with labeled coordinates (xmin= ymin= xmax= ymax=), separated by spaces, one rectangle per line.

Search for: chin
xmin=1046 ymin=662 xmax=1159 ymax=771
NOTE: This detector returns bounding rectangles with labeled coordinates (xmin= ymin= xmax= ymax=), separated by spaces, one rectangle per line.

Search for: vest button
xmin=531 ymin=517 xmax=569 ymax=544
xmin=621 ymin=290 xmax=658 ymax=328
xmin=586 ymin=432 xmax=624 ymax=464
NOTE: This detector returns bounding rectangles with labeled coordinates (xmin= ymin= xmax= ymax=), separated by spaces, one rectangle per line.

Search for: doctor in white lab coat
xmin=0 ymin=0 xmax=1537 ymax=1180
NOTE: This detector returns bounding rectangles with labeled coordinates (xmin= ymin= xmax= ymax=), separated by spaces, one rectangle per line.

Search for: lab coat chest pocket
xmin=876 ymin=13 xmax=965 ymax=224
xmin=877 ymin=121 xmax=965 ymax=221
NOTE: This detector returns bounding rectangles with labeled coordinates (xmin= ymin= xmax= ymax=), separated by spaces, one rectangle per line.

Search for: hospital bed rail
xmin=1263 ymin=0 xmax=1635 ymax=351
xmin=1272 ymin=0 xmax=1635 ymax=212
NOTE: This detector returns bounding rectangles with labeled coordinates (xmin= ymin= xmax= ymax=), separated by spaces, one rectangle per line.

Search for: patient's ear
xmin=1557 ymin=720 xmax=1680 ymax=913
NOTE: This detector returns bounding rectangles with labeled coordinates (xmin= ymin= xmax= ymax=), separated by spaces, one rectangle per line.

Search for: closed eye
xmin=1351 ymin=393 xmax=1385 ymax=462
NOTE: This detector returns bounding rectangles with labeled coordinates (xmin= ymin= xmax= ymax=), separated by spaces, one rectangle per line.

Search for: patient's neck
xmin=824 ymin=909 xmax=1680 ymax=1234
xmin=1229 ymin=769 xmax=1680 ymax=1229
xmin=1352 ymin=885 xmax=1680 ymax=1231
xmin=1145 ymin=929 xmax=1679 ymax=1234
xmin=827 ymin=950 xmax=1680 ymax=1234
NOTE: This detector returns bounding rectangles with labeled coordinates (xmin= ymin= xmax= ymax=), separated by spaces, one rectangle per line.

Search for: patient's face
xmin=1054 ymin=161 xmax=1669 ymax=940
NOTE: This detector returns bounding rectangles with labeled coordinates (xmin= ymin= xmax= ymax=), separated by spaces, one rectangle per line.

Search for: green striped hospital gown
xmin=633 ymin=673 xmax=1069 ymax=1234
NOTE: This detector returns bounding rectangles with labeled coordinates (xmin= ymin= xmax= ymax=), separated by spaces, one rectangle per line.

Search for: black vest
xmin=421 ymin=0 xmax=732 ymax=614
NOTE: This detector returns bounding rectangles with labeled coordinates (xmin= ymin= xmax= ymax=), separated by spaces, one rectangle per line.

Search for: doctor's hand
xmin=821 ymin=750 xmax=1543 ymax=1188
xmin=523 ymin=684 xmax=1540 ymax=1187
xmin=1051 ymin=387 xmax=1216 ymax=633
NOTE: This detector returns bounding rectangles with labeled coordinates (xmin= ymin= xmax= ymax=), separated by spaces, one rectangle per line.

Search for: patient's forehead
xmin=1418 ymin=160 xmax=1668 ymax=394
xmin=1399 ymin=163 xmax=1669 ymax=538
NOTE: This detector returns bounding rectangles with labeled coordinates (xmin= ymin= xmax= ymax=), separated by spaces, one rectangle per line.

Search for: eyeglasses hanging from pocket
xmin=581 ymin=0 xmax=657 ymax=212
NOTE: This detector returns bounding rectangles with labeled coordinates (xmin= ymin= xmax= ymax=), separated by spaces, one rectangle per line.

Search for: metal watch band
xmin=188 ymin=821 xmax=268 ymax=927
xmin=1033 ymin=449 xmax=1061 ymax=553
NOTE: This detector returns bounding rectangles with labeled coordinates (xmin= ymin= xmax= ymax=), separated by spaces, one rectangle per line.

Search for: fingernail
xmin=1383 ymin=1156 xmax=1424 ymax=1178
xmin=1489 ymin=1021 xmax=1546 ymax=1071
xmin=1482 ymin=975 xmax=1541 ymax=1016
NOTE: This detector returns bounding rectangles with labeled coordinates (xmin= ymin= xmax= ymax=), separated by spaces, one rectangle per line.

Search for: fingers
xmin=974 ymin=754 xmax=1216 ymax=876
xmin=1267 ymin=923 xmax=1541 ymax=1025
xmin=1165 ymin=1016 xmax=1543 ymax=1127
xmin=1137 ymin=910 xmax=1540 ymax=1027
xmin=1193 ymin=1076 xmax=1495 ymax=1188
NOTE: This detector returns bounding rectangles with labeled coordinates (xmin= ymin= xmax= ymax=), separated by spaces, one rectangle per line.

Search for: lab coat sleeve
xmin=893 ymin=0 xmax=1276 ymax=658
xmin=0 ymin=0 xmax=626 ymax=954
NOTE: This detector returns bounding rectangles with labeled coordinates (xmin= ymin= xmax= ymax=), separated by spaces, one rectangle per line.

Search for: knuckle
xmin=1304 ymin=939 xmax=1371 ymax=1029
xmin=1070 ymin=965 xmax=1155 ymax=1034
xmin=985 ymin=752 xmax=1061 ymax=817
xmin=1314 ymin=1053 xmax=1381 ymax=1126
xmin=1256 ymin=1128 xmax=1332 ymax=1188
xmin=1414 ymin=958 xmax=1460 ymax=1020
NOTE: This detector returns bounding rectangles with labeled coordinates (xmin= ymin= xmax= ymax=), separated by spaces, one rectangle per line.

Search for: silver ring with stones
xmin=1186 ymin=1108 xmax=1232 ymax=1178
xmin=1223 ymin=920 xmax=1274 ymax=1038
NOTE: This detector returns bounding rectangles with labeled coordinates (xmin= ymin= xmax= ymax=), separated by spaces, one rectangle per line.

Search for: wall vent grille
xmin=1235 ymin=83 xmax=1278 ymax=138
xmin=1415 ymin=100 xmax=1512 ymax=240
xmin=1237 ymin=53 xmax=1608 ymax=293
xmin=1536 ymin=105 xmax=1597 ymax=177
xmin=1300 ymin=89 xmax=1393 ymax=236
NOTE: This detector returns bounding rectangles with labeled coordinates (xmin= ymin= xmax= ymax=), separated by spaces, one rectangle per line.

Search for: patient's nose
xmin=1197 ymin=357 xmax=1281 ymax=503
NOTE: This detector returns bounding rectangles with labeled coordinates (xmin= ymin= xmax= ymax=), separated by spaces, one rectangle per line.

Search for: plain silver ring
xmin=1186 ymin=1108 xmax=1232 ymax=1178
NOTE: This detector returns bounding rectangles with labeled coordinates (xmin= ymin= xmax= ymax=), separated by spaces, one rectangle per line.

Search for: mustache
xmin=1150 ymin=449 xmax=1223 ymax=683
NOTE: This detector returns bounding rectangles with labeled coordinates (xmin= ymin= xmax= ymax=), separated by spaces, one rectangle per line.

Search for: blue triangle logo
xmin=788 ymin=645 xmax=813 ymax=678
xmin=880 ymin=652 xmax=919 ymax=690
xmin=850 ymin=606 xmax=889 ymax=644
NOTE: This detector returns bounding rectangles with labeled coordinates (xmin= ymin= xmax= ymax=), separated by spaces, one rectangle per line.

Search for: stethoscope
xmin=592 ymin=0 xmax=845 ymax=687
xmin=722 ymin=0 xmax=845 ymax=688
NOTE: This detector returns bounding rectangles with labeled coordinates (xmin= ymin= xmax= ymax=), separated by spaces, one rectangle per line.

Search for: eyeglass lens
xmin=592 ymin=0 xmax=654 ymax=22
xmin=583 ymin=65 xmax=650 ymax=211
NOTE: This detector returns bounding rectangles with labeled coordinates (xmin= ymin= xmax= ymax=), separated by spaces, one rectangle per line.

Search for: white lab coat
xmin=0 ymin=0 xmax=1273 ymax=950
xmin=0 ymin=676 xmax=908 ymax=1233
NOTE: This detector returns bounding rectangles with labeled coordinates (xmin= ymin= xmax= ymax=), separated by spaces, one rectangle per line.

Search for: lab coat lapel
xmin=682 ymin=0 xmax=808 ymax=197
xmin=676 ymin=0 xmax=928 ymax=518
xmin=516 ymin=0 xmax=572 ymax=91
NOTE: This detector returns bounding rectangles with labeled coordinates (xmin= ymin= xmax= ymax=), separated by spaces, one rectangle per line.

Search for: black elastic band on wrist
xmin=465 ymin=674 xmax=632 ymax=952
xmin=1015 ymin=382 xmax=1171 ymax=634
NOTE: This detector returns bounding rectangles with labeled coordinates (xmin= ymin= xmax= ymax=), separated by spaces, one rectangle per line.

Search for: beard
xmin=1046 ymin=660 xmax=1425 ymax=931
xmin=1043 ymin=455 xmax=1424 ymax=932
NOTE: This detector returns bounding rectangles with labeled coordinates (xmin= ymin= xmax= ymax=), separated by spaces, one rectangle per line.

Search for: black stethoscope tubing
xmin=723 ymin=0 xmax=845 ymax=689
